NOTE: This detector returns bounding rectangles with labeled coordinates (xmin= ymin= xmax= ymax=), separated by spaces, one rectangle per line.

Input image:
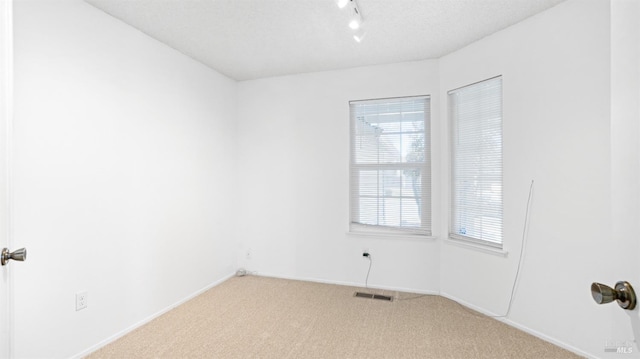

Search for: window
xmin=349 ymin=96 xmax=431 ymax=236
xmin=449 ymin=76 xmax=503 ymax=247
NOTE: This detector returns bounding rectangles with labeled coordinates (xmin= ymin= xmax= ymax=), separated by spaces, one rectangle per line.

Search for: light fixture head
xmin=353 ymin=28 xmax=366 ymax=43
xmin=349 ymin=18 xmax=361 ymax=30
xmin=336 ymin=0 xmax=349 ymax=9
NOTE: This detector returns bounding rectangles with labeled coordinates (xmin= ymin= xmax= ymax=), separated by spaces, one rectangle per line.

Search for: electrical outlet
xmin=76 ymin=291 xmax=88 ymax=311
xmin=246 ymin=249 xmax=252 ymax=260
xmin=362 ymin=249 xmax=370 ymax=257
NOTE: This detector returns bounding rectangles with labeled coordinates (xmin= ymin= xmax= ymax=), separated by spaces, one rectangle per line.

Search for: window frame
xmin=448 ymin=76 xmax=503 ymax=248
xmin=349 ymin=95 xmax=431 ymax=237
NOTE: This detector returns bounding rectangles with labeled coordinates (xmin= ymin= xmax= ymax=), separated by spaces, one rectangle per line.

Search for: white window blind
xmin=449 ymin=76 xmax=503 ymax=247
xmin=349 ymin=96 xmax=431 ymax=235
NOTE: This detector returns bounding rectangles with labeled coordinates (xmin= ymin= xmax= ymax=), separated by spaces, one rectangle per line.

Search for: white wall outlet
xmin=246 ymin=249 xmax=252 ymax=260
xmin=76 ymin=291 xmax=88 ymax=311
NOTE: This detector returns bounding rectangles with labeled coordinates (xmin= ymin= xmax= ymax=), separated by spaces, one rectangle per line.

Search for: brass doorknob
xmin=1 ymin=247 xmax=27 ymax=266
xmin=591 ymin=281 xmax=636 ymax=310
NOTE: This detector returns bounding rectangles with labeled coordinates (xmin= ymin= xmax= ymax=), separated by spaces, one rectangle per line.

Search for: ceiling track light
xmin=336 ymin=0 xmax=365 ymax=42
xmin=348 ymin=0 xmax=363 ymax=30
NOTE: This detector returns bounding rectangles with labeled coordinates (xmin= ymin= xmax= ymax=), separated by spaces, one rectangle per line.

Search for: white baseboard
xmin=71 ymin=272 xmax=236 ymax=359
xmin=439 ymin=292 xmax=597 ymax=359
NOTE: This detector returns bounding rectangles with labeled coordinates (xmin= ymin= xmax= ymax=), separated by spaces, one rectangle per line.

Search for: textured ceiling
xmin=85 ymin=0 xmax=566 ymax=81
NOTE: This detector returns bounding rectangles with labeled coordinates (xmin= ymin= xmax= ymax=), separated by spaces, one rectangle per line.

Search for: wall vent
xmin=354 ymin=292 xmax=393 ymax=302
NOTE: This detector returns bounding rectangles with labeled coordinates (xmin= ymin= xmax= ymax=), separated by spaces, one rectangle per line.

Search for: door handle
xmin=1 ymin=248 xmax=27 ymax=266
xmin=591 ymin=281 xmax=636 ymax=310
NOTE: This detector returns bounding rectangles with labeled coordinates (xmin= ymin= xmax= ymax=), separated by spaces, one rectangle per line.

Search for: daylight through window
xmin=449 ymin=76 xmax=503 ymax=247
xmin=349 ymin=96 xmax=431 ymax=235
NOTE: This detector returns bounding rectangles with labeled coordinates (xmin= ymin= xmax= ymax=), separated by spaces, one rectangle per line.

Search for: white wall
xmin=439 ymin=0 xmax=620 ymax=357
xmin=236 ymin=61 xmax=442 ymax=293
xmin=12 ymin=0 xmax=237 ymax=357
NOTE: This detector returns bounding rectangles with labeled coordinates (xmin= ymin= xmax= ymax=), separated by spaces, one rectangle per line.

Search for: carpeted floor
xmin=88 ymin=276 xmax=581 ymax=358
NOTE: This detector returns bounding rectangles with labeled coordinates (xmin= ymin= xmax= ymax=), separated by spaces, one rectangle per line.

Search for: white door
xmin=0 ymin=0 xmax=13 ymax=358
xmin=608 ymin=0 xmax=640 ymax=354
xmin=0 ymin=0 xmax=12 ymax=357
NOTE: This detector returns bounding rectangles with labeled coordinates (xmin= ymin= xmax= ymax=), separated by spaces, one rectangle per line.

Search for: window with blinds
xmin=349 ymin=96 xmax=431 ymax=236
xmin=449 ymin=76 xmax=503 ymax=247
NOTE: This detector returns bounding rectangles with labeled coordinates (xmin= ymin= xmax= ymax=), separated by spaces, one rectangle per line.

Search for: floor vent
xmin=354 ymin=292 xmax=393 ymax=302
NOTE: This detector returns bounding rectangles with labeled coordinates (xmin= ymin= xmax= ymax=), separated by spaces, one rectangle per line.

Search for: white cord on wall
xmin=492 ymin=179 xmax=535 ymax=318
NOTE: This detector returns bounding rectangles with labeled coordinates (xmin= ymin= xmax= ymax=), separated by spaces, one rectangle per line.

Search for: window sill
xmin=347 ymin=231 xmax=437 ymax=242
xmin=444 ymin=237 xmax=509 ymax=257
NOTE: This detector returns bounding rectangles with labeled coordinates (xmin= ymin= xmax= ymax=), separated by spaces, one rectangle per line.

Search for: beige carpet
xmin=88 ymin=276 xmax=581 ymax=358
